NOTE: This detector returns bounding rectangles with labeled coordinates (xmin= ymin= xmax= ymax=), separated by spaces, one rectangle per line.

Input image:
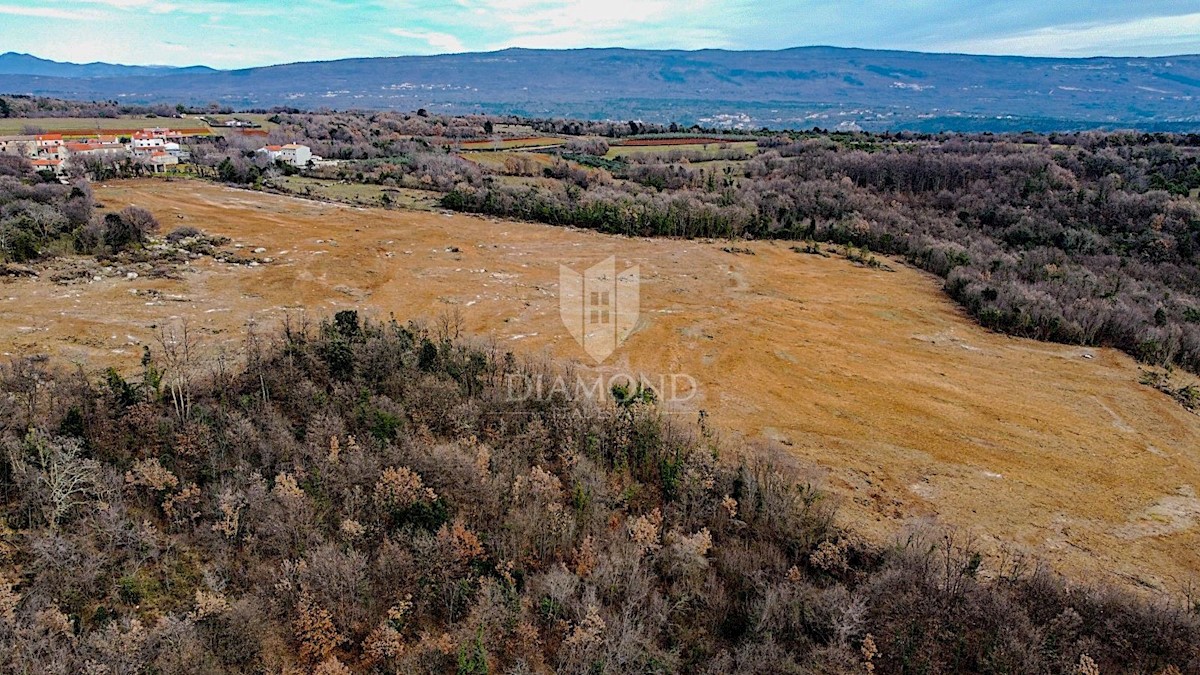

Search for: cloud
xmin=935 ymin=11 xmax=1200 ymax=56
xmin=387 ymin=28 xmax=466 ymax=54
xmin=66 ymin=0 xmax=280 ymax=17
xmin=377 ymin=0 xmax=735 ymax=52
xmin=0 ymin=4 xmax=104 ymax=19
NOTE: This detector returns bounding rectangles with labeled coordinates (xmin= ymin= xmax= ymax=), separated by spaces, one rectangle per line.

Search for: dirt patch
xmin=3 ymin=178 xmax=1199 ymax=592
xmin=456 ymin=137 xmax=564 ymax=150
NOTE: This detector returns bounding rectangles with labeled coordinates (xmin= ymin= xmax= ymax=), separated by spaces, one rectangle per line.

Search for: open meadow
xmin=605 ymin=139 xmax=758 ymax=159
xmin=3 ymin=178 xmax=1198 ymax=594
xmin=0 ymin=116 xmax=211 ymax=136
xmin=455 ymin=136 xmax=565 ymax=151
xmin=268 ymin=175 xmax=441 ymax=209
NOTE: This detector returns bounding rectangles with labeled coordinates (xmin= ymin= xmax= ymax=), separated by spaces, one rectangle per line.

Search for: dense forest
xmin=0 ymin=313 xmax=1196 ymax=673
xmin=442 ymin=133 xmax=1200 ymax=373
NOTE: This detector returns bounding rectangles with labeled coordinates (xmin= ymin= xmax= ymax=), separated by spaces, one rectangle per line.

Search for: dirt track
xmin=3 ymin=179 xmax=1198 ymax=592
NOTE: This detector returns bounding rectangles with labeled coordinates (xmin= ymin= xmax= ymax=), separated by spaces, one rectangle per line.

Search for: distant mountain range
xmin=0 ymin=52 xmax=217 ymax=79
xmin=2 ymin=48 xmax=1200 ymax=132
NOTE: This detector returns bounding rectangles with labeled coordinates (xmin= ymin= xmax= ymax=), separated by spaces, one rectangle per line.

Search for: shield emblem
xmin=560 ymin=257 xmax=639 ymax=363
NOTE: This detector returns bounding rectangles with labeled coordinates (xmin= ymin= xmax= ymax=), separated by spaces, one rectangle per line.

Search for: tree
xmin=119 ymin=205 xmax=159 ymax=239
xmin=0 ymin=97 xmax=9 ymax=118
xmin=3 ymin=230 xmax=38 ymax=263
xmin=157 ymin=321 xmax=199 ymax=421
xmin=102 ymin=212 xmax=139 ymax=251
xmin=19 ymin=431 xmax=100 ymax=528
xmin=218 ymin=157 xmax=240 ymax=183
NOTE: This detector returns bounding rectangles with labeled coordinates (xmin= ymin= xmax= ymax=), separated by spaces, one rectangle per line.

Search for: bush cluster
xmin=0 ymin=157 xmax=160 ymax=263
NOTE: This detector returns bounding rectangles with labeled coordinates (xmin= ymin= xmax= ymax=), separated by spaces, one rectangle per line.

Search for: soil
xmin=3 ymin=178 xmax=1198 ymax=593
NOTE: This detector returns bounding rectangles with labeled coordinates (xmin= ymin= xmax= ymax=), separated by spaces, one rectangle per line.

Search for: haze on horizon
xmin=2 ymin=0 xmax=1200 ymax=70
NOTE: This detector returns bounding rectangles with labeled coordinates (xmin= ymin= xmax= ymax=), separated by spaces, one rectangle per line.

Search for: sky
xmin=1 ymin=0 xmax=1200 ymax=69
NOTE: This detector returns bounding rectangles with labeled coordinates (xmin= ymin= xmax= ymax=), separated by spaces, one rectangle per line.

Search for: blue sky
xmin=3 ymin=1 xmax=1200 ymax=68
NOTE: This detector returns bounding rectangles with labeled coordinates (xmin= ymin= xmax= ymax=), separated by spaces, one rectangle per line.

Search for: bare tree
xmin=7 ymin=431 xmax=101 ymax=528
xmin=157 ymin=320 xmax=200 ymax=421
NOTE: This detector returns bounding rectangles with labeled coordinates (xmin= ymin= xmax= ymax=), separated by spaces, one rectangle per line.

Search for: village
xmin=0 ymin=126 xmax=317 ymax=179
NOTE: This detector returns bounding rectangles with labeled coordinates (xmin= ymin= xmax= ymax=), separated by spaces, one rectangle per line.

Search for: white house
xmin=35 ymin=133 xmax=64 ymax=149
xmin=280 ymin=143 xmax=312 ymax=166
xmin=258 ymin=143 xmax=312 ymax=167
xmin=30 ymin=158 xmax=65 ymax=175
xmin=131 ymin=133 xmax=167 ymax=152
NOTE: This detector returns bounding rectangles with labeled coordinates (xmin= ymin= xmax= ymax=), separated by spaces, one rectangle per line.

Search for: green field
xmin=605 ymin=140 xmax=758 ymax=160
xmin=492 ymin=123 xmax=536 ymax=136
xmin=0 ymin=116 xmax=212 ymax=136
xmin=270 ymin=176 xmax=441 ymax=210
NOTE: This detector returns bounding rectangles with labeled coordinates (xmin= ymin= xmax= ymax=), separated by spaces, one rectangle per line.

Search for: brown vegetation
xmin=0 ymin=313 xmax=1196 ymax=673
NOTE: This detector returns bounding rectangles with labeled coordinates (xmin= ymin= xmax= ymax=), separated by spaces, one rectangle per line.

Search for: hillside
xmin=1 ymin=179 xmax=1197 ymax=594
xmin=4 ymin=310 xmax=1196 ymax=673
xmin=1 ymin=178 xmax=1198 ymax=671
xmin=2 ymin=47 xmax=1200 ymax=131
xmin=0 ymin=52 xmax=215 ymax=79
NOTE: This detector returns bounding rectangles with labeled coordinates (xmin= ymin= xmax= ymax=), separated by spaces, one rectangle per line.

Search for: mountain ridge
xmin=2 ymin=47 xmax=1200 ymax=131
xmin=0 ymin=51 xmax=217 ymax=78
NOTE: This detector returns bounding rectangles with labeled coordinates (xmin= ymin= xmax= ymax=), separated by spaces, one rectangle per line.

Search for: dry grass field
xmin=0 ymin=116 xmax=211 ymax=136
xmin=460 ymin=150 xmax=558 ymax=172
xmin=455 ymin=136 xmax=565 ymax=151
xmin=269 ymin=176 xmax=441 ymax=209
xmin=3 ymin=179 xmax=1199 ymax=592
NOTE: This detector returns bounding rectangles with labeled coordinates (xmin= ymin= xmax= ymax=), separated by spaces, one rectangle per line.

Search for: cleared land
xmin=456 ymin=136 xmax=565 ymax=151
xmin=605 ymin=140 xmax=757 ymax=159
xmin=0 ymin=116 xmax=211 ymax=136
xmin=3 ymin=179 xmax=1199 ymax=593
xmin=194 ymin=113 xmax=279 ymax=137
xmin=268 ymin=176 xmax=441 ymax=210
xmin=460 ymin=150 xmax=557 ymax=171
xmin=619 ymin=137 xmax=744 ymax=146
